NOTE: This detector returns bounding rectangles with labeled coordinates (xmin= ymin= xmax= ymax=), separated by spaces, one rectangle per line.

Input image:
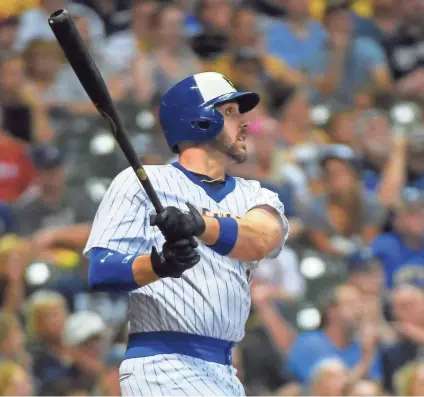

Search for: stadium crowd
xmin=0 ymin=0 xmax=424 ymax=395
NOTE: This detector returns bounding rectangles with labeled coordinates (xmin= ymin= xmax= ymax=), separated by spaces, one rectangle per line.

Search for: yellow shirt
xmin=0 ymin=0 xmax=39 ymax=18
xmin=309 ymin=0 xmax=373 ymax=20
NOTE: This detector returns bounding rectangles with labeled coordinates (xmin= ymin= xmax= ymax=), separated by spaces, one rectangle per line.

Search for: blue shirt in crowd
xmin=371 ymin=232 xmax=424 ymax=288
xmin=266 ymin=19 xmax=326 ymax=71
xmin=306 ymin=37 xmax=389 ymax=110
xmin=287 ymin=330 xmax=382 ymax=383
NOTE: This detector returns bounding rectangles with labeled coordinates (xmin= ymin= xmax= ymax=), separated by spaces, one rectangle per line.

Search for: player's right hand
xmin=150 ymin=238 xmax=200 ymax=278
xmin=150 ymin=203 xmax=206 ymax=241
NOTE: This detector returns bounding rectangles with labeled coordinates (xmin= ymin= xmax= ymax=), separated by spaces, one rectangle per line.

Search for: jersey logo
xmin=200 ymin=207 xmax=239 ymax=219
xmin=100 ymin=252 xmax=113 ymax=263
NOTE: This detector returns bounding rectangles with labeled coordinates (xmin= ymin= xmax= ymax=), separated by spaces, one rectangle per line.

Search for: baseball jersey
xmin=83 ymin=162 xmax=289 ymax=342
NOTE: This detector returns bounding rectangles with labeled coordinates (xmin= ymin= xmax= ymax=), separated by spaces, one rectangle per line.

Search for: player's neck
xmin=179 ymin=147 xmax=227 ymax=180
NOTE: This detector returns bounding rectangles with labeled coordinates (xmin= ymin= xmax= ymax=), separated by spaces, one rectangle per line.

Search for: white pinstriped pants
xmin=119 ymin=354 xmax=245 ymax=396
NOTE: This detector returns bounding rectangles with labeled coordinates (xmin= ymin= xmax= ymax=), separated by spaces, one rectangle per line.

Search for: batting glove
xmin=150 ymin=203 xmax=206 ymax=241
xmin=150 ymin=238 xmax=201 ymax=278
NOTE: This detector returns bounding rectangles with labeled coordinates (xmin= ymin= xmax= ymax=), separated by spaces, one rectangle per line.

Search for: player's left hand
xmin=150 ymin=203 xmax=206 ymax=241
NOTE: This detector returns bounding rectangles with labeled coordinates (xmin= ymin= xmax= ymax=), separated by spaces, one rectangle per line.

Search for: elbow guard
xmin=88 ymin=247 xmax=139 ymax=292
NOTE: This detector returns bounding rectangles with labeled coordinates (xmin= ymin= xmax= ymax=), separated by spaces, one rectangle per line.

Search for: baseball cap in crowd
xmin=31 ymin=144 xmax=65 ymax=170
xmin=347 ymin=248 xmax=381 ymax=273
xmin=64 ymin=311 xmax=106 ymax=346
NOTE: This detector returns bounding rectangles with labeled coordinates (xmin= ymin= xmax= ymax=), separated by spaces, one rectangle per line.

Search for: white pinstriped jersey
xmin=83 ymin=164 xmax=289 ymax=342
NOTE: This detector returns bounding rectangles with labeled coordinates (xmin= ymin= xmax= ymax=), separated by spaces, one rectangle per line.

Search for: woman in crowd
xmin=132 ymin=4 xmax=201 ymax=104
xmin=304 ymin=145 xmax=386 ymax=258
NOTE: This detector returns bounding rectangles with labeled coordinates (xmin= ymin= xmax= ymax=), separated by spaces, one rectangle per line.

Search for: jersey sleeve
xmin=248 ymin=183 xmax=290 ymax=259
xmin=83 ymin=169 xmax=153 ymax=257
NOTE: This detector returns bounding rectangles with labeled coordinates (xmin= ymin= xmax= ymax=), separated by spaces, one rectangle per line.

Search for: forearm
xmin=132 ymin=254 xmax=160 ymax=286
xmin=1 ymin=279 xmax=25 ymax=313
xmin=255 ymin=303 xmax=297 ymax=355
xmin=200 ymin=212 xmax=281 ymax=262
xmin=314 ymin=51 xmax=346 ymax=95
xmin=46 ymin=223 xmax=92 ymax=250
xmin=378 ymin=135 xmax=407 ymax=208
xmin=88 ymin=246 xmax=162 ymax=292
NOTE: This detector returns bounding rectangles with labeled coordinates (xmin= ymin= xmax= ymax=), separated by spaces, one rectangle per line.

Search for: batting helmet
xmin=159 ymin=72 xmax=260 ymax=153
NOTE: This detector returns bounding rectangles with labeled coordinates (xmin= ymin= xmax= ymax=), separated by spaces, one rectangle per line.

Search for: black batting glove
xmin=150 ymin=203 xmax=206 ymax=241
xmin=150 ymin=238 xmax=200 ymax=278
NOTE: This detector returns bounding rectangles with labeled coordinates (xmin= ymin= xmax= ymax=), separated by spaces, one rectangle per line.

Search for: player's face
xmin=214 ymin=102 xmax=250 ymax=164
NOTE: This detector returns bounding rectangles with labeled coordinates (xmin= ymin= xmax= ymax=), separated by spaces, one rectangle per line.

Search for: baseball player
xmin=83 ymin=72 xmax=289 ymax=396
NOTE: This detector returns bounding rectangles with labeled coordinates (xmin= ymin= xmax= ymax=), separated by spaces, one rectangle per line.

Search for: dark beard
xmin=212 ymin=131 xmax=248 ymax=164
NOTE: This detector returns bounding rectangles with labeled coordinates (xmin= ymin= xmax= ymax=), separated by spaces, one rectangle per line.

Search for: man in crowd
xmin=251 ymin=282 xmax=382 ymax=385
xmin=371 ymin=188 xmax=424 ymax=288
xmin=14 ymin=144 xmax=96 ymax=254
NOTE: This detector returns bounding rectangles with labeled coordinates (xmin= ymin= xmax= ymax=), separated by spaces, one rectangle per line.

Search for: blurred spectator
xmin=381 ymin=284 xmax=424 ymax=393
xmin=356 ymin=0 xmax=400 ymax=43
xmin=189 ymin=0 xmax=233 ymax=61
xmin=395 ymin=360 xmax=424 ymax=396
xmin=0 ymin=17 xmax=19 ymax=59
xmin=307 ymin=1 xmax=392 ymax=111
xmin=345 ymin=379 xmax=384 ymax=396
xmin=307 ymin=358 xmax=348 ymax=396
xmin=63 ymin=311 xmax=109 ymax=388
xmin=72 ymin=0 xmax=131 ymax=37
xmin=0 ymin=311 xmax=31 ymax=371
xmin=0 ymin=124 xmax=36 ymax=202
xmin=371 ymin=188 xmax=424 ymax=288
xmin=0 ymin=55 xmax=55 ymax=143
xmin=383 ymin=0 xmax=424 ymax=98
xmin=45 ymin=13 xmax=126 ymax=115
xmin=21 ymin=39 xmax=64 ymax=102
xmin=0 ymin=360 xmax=34 ymax=396
xmin=15 ymin=0 xmax=66 ymax=52
xmin=347 ymin=248 xmax=396 ymax=344
xmin=326 ymin=111 xmax=357 ymax=147
xmin=26 ymin=290 xmax=74 ymax=394
xmin=355 ymin=109 xmax=393 ymax=195
xmin=266 ymin=0 xmax=326 ymax=71
xmin=14 ymin=144 xmax=95 ymax=248
xmin=254 ymin=246 xmax=306 ymax=301
xmin=132 ymin=4 xmax=201 ymax=103
xmin=0 ymin=235 xmax=31 ymax=313
xmin=252 ymin=283 xmax=382 ymax=385
xmin=104 ymin=0 xmax=159 ymax=73
xmin=304 ymin=145 xmax=386 ymax=258
xmin=206 ymin=7 xmax=305 ymax=97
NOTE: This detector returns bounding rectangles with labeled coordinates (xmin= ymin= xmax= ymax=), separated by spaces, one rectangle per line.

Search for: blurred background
xmin=1 ymin=0 xmax=424 ymax=395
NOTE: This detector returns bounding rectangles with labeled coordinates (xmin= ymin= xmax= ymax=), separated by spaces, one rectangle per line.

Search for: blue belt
xmin=125 ymin=331 xmax=235 ymax=365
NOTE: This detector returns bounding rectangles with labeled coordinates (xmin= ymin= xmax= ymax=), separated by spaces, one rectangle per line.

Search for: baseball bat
xmin=48 ymin=9 xmax=164 ymax=214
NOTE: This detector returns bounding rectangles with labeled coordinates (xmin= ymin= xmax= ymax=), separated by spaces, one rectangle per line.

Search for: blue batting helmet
xmin=159 ymin=72 xmax=260 ymax=153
